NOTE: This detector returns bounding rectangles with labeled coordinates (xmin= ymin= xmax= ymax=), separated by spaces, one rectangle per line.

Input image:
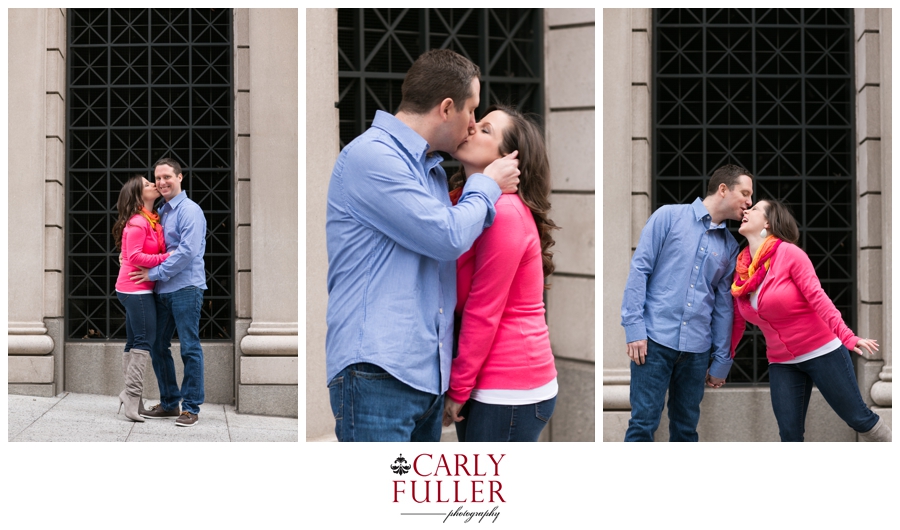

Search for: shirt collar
xmin=371 ymin=110 xmax=443 ymax=165
xmin=161 ymin=191 xmax=186 ymax=212
xmin=691 ymin=197 xmax=726 ymax=229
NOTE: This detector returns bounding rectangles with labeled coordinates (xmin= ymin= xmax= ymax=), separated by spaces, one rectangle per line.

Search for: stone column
xmin=236 ymin=8 xmax=299 ymax=417
xmin=854 ymin=8 xmax=891 ymax=428
xmin=544 ymin=8 xmax=596 ymax=442
xmin=602 ymin=8 xmax=652 ymax=441
xmin=8 ymin=9 xmax=59 ymax=396
xmin=305 ymin=8 xmax=340 ymax=440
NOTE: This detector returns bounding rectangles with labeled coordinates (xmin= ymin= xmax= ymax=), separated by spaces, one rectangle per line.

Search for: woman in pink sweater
xmin=112 ymin=175 xmax=170 ymax=421
xmin=442 ymin=105 xmax=559 ymax=441
xmin=731 ymin=199 xmax=890 ymax=441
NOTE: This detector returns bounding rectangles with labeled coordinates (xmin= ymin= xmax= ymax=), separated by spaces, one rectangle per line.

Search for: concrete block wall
xmin=855 ymin=8 xmax=892 ymax=430
xmin=545 ymin=8 xmax=596 ymax=441
xmin=8 ymin=9 xmax=62 ymax=397
xmin=235 ymin=8 xmax=299 ymax=418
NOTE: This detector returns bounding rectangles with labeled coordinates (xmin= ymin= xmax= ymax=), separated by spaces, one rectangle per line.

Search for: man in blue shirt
xmin=325 ymin=49 xmax=521 ymax=442
xmin=621 ymin=164 xmax=753 ymax=441
xmin=130 ymin=158 xmax=208 ymax=428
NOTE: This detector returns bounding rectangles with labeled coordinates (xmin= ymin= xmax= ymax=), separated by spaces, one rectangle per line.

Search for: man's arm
xmin=621 ymin=208 xmax=669 ymax=363
xmin=707 ymin=246 xmax=737 ymax=381
xmin=147 ymin=203 xmax=206 ymax=283
xmin=340 ymin=141 xmax=501 ymax=262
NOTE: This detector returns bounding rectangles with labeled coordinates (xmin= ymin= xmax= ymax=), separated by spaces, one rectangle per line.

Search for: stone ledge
xmin=238 ymin=384 xmax=298 ymax=418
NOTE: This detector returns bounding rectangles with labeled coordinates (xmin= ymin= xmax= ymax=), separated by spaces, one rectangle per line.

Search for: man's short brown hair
xmin=153 ymin=157 xmax=183 ymax=176
xmin=706 ymin=164 xmax=753 ymax=196
xmin=397 ymin=49 xmax=480 ymax=115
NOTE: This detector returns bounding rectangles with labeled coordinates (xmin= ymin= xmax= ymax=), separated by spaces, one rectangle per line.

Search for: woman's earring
xmin=760 ymin=228 xmax=768 ymax=239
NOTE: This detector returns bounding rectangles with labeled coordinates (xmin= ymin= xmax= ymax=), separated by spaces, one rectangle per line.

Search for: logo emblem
xmin=391 ymin=454 xmax=412 ymax=475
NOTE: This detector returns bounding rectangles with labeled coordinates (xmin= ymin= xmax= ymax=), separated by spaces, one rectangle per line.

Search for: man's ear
xmin=718 ymin=183 xmax=728 ymax=197
xmin=439 ymin=98 xmax=454 ymax=121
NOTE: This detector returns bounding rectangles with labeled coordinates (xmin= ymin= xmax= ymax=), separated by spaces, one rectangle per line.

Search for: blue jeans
xmin=625 ymin=339 xmax=709 ymax=442
xmin=152 ymin=286 xmax=205 ymax=414
xmin=454 ymin=396 xmax=556 ymax=442
xmin=328 ymin=363 xmax=443 ymax=442
xmin=768 ymin=345 xmax=880 ymax=442
xmin=116 ymin=292 xmax=156 ymax=353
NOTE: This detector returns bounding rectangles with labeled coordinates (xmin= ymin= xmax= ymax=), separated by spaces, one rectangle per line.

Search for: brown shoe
xmin=140 ymin=403 xmax=180 ymax=420
xmin=175 ymin=411 xmax=199 ymax=427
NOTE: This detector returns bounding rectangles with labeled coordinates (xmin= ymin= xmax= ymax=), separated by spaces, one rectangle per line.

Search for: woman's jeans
xmin=328 ymin=363 xmax=443 ymax=442
xmin=152 ymin=286 xmax=205 ymax=415
xmin=769 ymin=344 xmax=880 ymax=442
xmin=116 ymin=292 xmax=156 ymax=353
xmin=454 ymin=396 xmax=556 ymax=442
xmin=625 ymin=339 xmax=709 ymax=442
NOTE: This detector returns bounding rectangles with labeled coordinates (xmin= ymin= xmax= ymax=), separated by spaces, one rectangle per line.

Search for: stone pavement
xmin=8 ymin=392 xmax=298 ymax=442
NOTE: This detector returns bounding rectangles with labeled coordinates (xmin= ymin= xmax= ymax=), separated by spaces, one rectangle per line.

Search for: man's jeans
xmin=625 ymin=339 xmax=709 ymax=442
xmin=116 ymin=292 xmax=156 ymax=353
xmin=454 ymin=396 xmax=556 ymax=442
xmin=769 ymin=344 xmax=880 ymax=442
xmin=152 ymin=286 xmax=205 ymax=415
xmin=328 ymin=363 xmax=443 ymax=442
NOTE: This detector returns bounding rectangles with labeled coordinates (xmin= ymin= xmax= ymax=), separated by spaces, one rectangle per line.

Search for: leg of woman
xmin=456 ymin=401 xmax=514 ymax=442
xmin=116 ymin=292 xmax=135 ymax=415
xmin=768 ymin=362 xmax=814 ymax=442
xmin=116 ymin=292 xmax=151 ymax=422
xmin=800 ymin=346 xmax=880 ymax=434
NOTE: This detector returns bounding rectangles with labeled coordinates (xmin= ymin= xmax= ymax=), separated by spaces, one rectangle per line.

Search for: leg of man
xmin=169 ymin=286 xmax=205 ymax=415
xmin=666 ymin=350 xmax=709 ymax=442
xmin=625 ymin=339 xmax=677 ymax=442
xmin=150 ymin=292 xmax=182 ymax=411
xmin=456 ymin=397 xmax=556 ymax=442
xmin=768 ymin=362 xmax=814 ymax=442
xmin=801 ymin=346 xmax=879 ymax=434
xmin=328 ymin=363 xmax=442 ymax=442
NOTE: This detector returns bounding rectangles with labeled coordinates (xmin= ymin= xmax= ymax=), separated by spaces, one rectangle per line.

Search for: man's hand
xmin=483 ymin=150 xmax=520 ymax=194
xmin=706 ymin=373 xmax=725 ymax=389
xmin=442 ymin=397 xmax=465 ymax=427
xmin=626 ymin=339 xmax=648 ymax=365
xmin=128 ymin=266 xmax=150 ymax=285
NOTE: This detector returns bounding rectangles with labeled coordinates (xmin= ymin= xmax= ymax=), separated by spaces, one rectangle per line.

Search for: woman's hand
xmin=853 ymin=338 xmax=879 ymax=356
xmin=442 ymin=398 xmax=465 ymax=427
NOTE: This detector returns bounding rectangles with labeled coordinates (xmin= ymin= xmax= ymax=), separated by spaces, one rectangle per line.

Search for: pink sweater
xmin=447 ymin=194 xmax=557 ymax=403
xmin=731 ymin=242 xmax=859 ymax=363
xmin=115 ymin=214 xmax=170 ymax=293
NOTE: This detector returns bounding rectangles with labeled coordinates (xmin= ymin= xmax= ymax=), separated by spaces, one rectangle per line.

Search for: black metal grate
xmin=653 ymin=8 xmax=855 ymax=384
xmin=336 ymin=8 xmax=544 ymax=158
xmin=66 ymin=8 xmax=234 ymax=341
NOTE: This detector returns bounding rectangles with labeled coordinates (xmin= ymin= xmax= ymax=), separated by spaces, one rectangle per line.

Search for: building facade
xmin=306 ymin=8 xmax=596 ymax=441
xmin=7 ymin=8 xmax=298 ymax=418
xmin=603 ymin=8 xmax=892 ymax=441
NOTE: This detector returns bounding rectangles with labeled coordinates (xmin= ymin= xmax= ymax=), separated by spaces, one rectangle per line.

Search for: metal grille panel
xmin=653 ymin=8 xmax=855 ymax=384
xmin=66 ymin=8 xmax=234 ymax=341
xmin=336 ymin=8 xmax=543 ymax=153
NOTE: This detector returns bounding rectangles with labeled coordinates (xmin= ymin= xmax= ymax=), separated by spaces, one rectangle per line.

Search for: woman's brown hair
xmin=760 ymin=199 xmax=800 ymax=245
xmin=112 ymin=174 xmax=155 ymax=250
xmin=449 ymin=104 xmax=560 ymax=287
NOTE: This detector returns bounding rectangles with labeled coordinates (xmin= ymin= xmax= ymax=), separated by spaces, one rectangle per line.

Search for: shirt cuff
xmin=708 ymin=357 xmax=733 ymax=380
xmin=148 ymin=266 xmax=160 ymax=282
xmin=624 ymin=323 xmax=647 ymax=344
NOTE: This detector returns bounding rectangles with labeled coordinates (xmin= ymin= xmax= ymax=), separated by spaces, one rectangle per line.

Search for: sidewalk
xmin=8 ymin=392 xmax=298 ymax=442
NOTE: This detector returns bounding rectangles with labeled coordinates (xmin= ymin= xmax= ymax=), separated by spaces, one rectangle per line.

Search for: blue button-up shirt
xmin=325 ymin=110 xmax=502 ymax=395
xmin=621 ymin=198 xmax=739 ymax=379
xmin=148 ymin=191 xmax=207 ymax=293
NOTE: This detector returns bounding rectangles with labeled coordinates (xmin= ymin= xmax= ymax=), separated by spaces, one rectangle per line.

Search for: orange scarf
xmin=449 ymin=187 xmax=463 ymax=206
xmin=731 ymin=236 xmax=781 ymax=298
xmin=138 ymin=207 xmax=166 ymax=254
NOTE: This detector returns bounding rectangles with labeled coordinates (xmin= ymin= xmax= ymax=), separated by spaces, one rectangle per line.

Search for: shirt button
xmin=691 ymin=284 xmax=694 ymax=288
xmin=688 ymin=303 xmax=692 ymax=307
xmin=683 ymin=322 xmax=687 ymax=325
xmin=695 ymin=266 xmax=699 ymax=270
xmin=439 ymin=308 xmax=443 ymax=314
xmin=700 ymin=247 xmax=704 ymax=251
